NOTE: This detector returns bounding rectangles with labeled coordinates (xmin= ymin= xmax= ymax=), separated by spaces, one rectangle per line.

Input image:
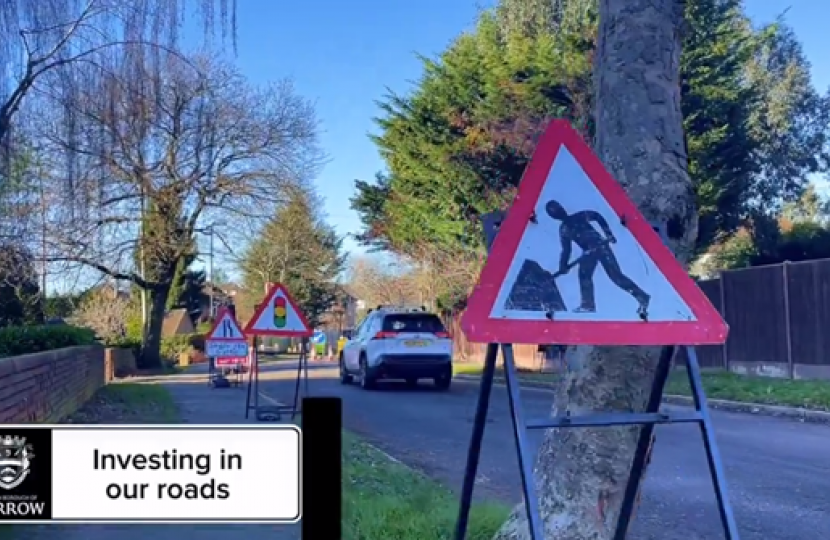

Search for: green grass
xmin=62 ymin=382 xmax=181 ymax=424
xmin=665 ymin=370 xmax=830 ymax=411
xmin=453 ymin=364 xmax=830 ymax=411
xmin=343 ymin=432 xmax=508 ymax=539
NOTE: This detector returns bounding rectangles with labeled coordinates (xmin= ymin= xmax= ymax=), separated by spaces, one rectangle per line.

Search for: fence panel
xmin=444 ymin=257 xmax=830 ymax=379
xmin=694 ymin=278 xmax=726 ymax=368
xmin=720 ymin=265 xmax=789 ymax=373
xmin=786 ymin=259 xmax=830 ymax=366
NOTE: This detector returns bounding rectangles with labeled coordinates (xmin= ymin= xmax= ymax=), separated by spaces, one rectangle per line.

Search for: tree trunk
xmin=139 ymin=285 xmax=172 ymax=369
xmin=493 ymin=1 xmax=695 ymax=539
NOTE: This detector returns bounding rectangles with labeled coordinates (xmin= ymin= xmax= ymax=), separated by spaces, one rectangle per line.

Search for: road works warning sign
xmin=462 ymin=119 xmax=728 ymax=345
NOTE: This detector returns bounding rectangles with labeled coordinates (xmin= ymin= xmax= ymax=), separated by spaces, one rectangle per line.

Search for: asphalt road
xmin=261 ymin=361 xmax=830 ymax=540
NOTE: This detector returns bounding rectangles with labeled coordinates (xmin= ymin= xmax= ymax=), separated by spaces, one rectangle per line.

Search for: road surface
xmin=262 ymin=361 xmax=830 ymax=540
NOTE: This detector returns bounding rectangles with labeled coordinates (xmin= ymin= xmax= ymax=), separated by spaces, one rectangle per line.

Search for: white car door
xmin=343 ymin=318 xmax=369 ymax=371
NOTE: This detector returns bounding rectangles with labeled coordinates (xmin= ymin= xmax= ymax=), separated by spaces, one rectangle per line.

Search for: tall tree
xmin=352 ymin=12 xmax=591 ymax=257
xmin=781 ymin=183 xmax=829 ymax=223
xmin=241 ymin=186 xmax=345 ymax=327
xmin=744 ymin=22 xmax=830 ymax=211
xmin=681 ymin=0 xmax=757 ymax=249
xmin=353 ymin=1 xmax=830 ymax=264
xmin=0 ymin=243 xmax=42 ymax=325
xmin=493 ymin=1 xmax=692 ymax=537
xmin=42 ymin=52 xmax=320 ymax=367
xmin=0 ymin=0 xmax=237 ymax=150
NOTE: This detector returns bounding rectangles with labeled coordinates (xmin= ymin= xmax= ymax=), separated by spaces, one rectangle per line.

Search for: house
xmin=194 ymin=282 xmax=239 ymax=322
xmin=162 ymin=308 xmax=195 ymax=337
xmin=318 ymin=287 xmax=359 ymax=332
xmin=92 ymin=282 xmax=130 ymax=301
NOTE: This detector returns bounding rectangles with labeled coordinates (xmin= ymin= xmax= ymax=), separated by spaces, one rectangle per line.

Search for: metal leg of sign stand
xmin=208 ymin=357 xmax=231 ymax=388
xmin=287 ymin=338 xmax=311 ymax=421
xmin=245 ymin=337 xmax=310 ymax=422
xmin=244 ymin=340 xmax=257 ymax=419
xmin=454 ymin=344 xmax=739 ymax=540
xmin=231 ymin=363 xmax=243 ymax=387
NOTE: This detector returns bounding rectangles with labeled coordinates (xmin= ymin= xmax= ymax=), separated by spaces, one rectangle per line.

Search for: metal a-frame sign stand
xmin=242 ymin=282 xmax=313 ymax=422
xmin=454 ymin=120 xmax=740 ymax=540
xmin=206 ymin=305 xmax=248 ymax=388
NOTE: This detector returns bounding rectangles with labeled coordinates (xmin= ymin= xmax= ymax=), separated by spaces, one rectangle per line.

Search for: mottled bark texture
xmin=492 ymin=1 xmax=694 ymax=539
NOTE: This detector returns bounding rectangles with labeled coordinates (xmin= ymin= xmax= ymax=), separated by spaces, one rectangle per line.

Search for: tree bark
xmin=493 ymin=1 xmax=695 ymax=538
xmin=140 ymin=285 xmax=172 ymax=370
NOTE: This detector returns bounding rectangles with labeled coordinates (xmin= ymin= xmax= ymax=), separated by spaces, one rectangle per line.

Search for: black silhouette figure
xmin=546 ymin=200 xmax=650 ymax=315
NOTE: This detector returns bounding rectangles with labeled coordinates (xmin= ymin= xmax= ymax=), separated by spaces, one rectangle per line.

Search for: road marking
xmin=259 ymin=391 xmax=288 ymax=406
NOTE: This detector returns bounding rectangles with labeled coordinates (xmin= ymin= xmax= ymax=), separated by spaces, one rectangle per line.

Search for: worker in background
xmin=337 ymin=334 xmax=349 ymax=358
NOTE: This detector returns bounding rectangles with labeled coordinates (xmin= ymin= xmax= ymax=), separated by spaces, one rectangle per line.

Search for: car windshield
xmin=382 ymin=313 xmax=446 ymax=333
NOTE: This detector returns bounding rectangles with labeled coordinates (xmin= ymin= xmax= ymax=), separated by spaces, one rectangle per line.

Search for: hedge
xmin=0 ymin=324 xmax=207 ymax=365
xmin=106 ymin=333 xmax=206 ymax=362
xmin=0 ymin=325 xmax=97 ymax=359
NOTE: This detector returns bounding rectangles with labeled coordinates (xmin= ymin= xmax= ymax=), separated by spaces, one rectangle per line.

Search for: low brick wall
xmin=0 ymin=345 xmax=106 ymax=423
xmin=105 ymin=347 xmax=137 ymax=378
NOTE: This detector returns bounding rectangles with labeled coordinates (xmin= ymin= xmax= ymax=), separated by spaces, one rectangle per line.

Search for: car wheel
xmin=359 ymin=357 xmax=377 ymax=390
xmin=434 ymin=373 xmax=451 ymax=391
xmin=339 ymin=355 xmax=353 ymax=385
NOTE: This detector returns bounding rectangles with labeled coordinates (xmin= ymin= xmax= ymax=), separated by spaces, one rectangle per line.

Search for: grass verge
xmin=665 ymin=370 xmax=830 ymax=411
xmin=62 ymin=382 xmax=181 ymax=424
xmin=343 ymin=432 xmax=508 ymax=539
xmin=453 ymin=364 xmax=830 ymax=411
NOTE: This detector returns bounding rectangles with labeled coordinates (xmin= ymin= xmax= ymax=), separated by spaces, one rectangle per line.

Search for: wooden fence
xmin=449 ymin=258 xmax=830 ymax=379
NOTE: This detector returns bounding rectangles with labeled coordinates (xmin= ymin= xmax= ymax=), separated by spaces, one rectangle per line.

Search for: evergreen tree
xmin=0 ymin=244 xmax=43 ymax=326
xmin=681 ymin=0 xmax=758 ymax=249
xmin=352 ymin=1 xmax=830 ymax=260
xmin=241 ymin=186 xmax=345 ymax=326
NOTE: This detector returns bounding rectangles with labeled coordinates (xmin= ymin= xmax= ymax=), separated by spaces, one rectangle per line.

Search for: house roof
xmin=92 ymin=283 xmax=130 ymax=300
xmin=162 ymin=308 xmax=195 ymax=336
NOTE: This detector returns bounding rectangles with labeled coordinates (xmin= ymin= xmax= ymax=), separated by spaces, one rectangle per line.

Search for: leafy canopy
xmin=353 ymin=0 xmax=830 ymax=268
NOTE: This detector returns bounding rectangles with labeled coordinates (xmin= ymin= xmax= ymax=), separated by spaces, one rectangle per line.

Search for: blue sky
xmin=203 ymin=0 xmax=830 ymax=266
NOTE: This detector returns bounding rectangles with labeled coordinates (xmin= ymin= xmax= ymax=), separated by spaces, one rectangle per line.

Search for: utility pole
xmin=208 ymin=225 xmax=215 ymax=318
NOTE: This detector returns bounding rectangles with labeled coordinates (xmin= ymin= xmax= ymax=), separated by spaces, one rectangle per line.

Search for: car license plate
xmin=404 ymin=340 xmax=428 ymax=347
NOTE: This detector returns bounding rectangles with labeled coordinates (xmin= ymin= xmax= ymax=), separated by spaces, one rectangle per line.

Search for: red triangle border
xmin=205 ymin=307 xmax=246 ymax=341
xmin=460 ymin=119 xmax=728 ymax=346
xmin=243 ymin=282 xmax=313 ymax=338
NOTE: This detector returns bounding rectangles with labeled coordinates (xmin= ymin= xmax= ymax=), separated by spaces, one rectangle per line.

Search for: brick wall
xmin=0 ymin=345 xmax=107 ymax=423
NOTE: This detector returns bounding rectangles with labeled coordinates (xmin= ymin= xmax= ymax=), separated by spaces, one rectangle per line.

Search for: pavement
xmin=24 ymin=370 xmax=300 ymax=540
xmin=259 ymin=359 xmax=830 ymax=540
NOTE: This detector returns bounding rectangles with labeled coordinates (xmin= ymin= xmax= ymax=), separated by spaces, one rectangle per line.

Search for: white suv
xmin=339 ymin=306 xmax=453 ymax=390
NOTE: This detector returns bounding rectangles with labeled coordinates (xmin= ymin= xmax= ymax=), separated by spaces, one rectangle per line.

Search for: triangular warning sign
xmin=462 ymin=120 xmax=728 ymax=346
xmin=243 ymin=283 xmax=313 ymax=337
xmin=206 ymin=308 xmax=246 ymax=341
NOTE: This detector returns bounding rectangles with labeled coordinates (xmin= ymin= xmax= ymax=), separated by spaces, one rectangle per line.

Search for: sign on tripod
xmin=243 ymin=283 xmax=313 ymax=422
xmin=454 ymin=119 xmax=739 ymax=540
xmin=206 ymin=308 xmax=248 ymax=358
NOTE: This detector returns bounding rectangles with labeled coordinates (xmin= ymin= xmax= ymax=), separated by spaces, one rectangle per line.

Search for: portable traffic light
xmin=274 ymin=296 xmax=287 ymax=328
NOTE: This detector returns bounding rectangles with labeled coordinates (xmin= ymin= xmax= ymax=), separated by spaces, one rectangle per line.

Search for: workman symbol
xmin=545 ymin=199 xmax=650 ymax=316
